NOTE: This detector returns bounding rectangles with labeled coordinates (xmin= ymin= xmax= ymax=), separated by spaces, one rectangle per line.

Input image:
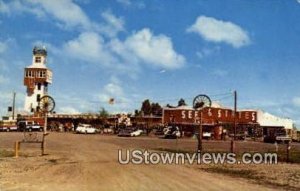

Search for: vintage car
xmin=163 ymin=126 xmax=181 ymax=139
xmin=76 ymin=124 xmax=98 ymax=134
xmin=130 ymin=129 xmax=143 ymax=137
xmin=18 ymin=121 xmax=42 ymax=132
xmin=118 ymin=128 xmax=133 ymax=137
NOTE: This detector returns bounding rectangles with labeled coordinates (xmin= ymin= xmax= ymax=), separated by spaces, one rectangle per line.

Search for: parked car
xmin=76 ymin=124 xmax=98 ymax=134
xmin=131 ymin=129 xmax=143 ymax=137
xmin=0 ymin=119 xmax=18 ymax=132
xmin=264 ymin=133 xmax=292 ymax=144
xmin=18 ymin=121 xmax=42 ymax=132
xmin=118 ymin=128 xmax=134 ymax=137
xmin=203 ymin=132 xmax=213 ymax=140
xmin=163 ymin=126 xmax=181 ymax=139
xmin=276 ymin=134 xmax=292 ymax=144
xmin=102 ymin=126 xmax=114 ymax=134
xmin=0 ymin=125 xmax=18 ymax=132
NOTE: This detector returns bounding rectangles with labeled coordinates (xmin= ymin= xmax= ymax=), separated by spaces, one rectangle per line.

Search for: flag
xmin=109 ymin=98 xmax=114 ymax=105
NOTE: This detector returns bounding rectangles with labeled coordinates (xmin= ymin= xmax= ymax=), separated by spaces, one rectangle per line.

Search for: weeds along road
xmin=0 ymin=133 xmax=279 ymax=191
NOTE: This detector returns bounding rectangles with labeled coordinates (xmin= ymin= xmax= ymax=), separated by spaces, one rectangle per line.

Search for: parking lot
xmin=0 ymin=132 xmax=299 ymax=191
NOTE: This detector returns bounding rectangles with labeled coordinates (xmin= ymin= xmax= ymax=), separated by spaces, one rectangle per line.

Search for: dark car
xmin=118 ymin=128 xmax=134 ymax=137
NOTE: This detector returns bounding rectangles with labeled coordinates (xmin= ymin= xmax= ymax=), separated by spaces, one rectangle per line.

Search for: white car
xmin=76 ymin=124 xmax=98 ymax=134
xmin=203 ymin=132 xmax=212 ymax=139
xmin=130 ymin=129 xmax=143 ymax=137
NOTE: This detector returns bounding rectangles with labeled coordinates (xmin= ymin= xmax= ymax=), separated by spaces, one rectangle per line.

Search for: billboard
xmin=163 ymin=107 xmax=257 ymax=125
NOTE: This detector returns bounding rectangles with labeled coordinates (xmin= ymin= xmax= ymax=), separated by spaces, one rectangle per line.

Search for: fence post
xmin=14 ymin=141 xmax=19 ymax=158
xmin=286 ymin=141 xmax=291 ymax=163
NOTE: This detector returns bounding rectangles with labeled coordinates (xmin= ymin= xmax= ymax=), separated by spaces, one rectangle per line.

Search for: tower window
xmin=35 ymin=57 xmax=41 ymax=63
xmin=37 ymin=83 xmax=41 ymax=90
xmin=37 ymin=94 xmax=41 ymax=102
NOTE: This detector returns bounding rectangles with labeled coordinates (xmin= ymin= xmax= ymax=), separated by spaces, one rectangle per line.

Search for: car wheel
xmin=29 ymin=128 xmax=32 ymax=132
xmin=6 ymin=128 xmax=10 ymax=132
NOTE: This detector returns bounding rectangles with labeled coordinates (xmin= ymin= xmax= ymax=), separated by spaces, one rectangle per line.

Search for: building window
xmin=35 ymin=57 xmax=41 ymax=63
xmin=42 ymin=71 xmax=46 ymax=77
xmin=37 ymin=83 xmax=41 ymax=90
xmin=37 ymin=94 xmax=41 ymax=102
xmin=40 ymin=71 xmax=43 ymax=77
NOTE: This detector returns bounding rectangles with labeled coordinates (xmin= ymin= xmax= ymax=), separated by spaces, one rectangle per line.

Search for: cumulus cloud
xmin=29 ymin=0 xmax=93 ymax=30
xmin=99 ymin=10 xmax=125 ymax=37
xmin=0 ymin=0 xmax=95 ymax=30
xmin=187 ymin=16 xmax=250 ymax=48
xmin=63 ymin=28 xmax=185 ymax=71
xmin=63 ymin=32 xmax=115 ymax=65
xmin=123 ymin=28 xmax=185 ymax=69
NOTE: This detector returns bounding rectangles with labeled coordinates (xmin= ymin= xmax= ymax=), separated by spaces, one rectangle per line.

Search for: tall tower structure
xmin=24 ymin=46 xmax=52 ymax=112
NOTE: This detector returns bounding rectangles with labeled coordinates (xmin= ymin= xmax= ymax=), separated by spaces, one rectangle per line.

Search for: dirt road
xmin=0 ymin=133 xmax=282 ymax=190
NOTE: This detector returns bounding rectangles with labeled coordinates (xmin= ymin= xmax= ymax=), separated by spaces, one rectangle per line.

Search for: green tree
xmin=99 ymin=107 xmax=109 ymax=118
xmin=151 ymin=102 xmax=162 ymax=116
xmin=141 ymin=99 xmax=151 ymax=116
xmin=178 ymin=98 xmax=187 ymax=106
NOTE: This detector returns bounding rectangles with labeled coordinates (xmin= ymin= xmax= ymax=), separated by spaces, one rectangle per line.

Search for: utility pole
xmin=231 ymin=90 xmax=237 ymax=153
xmin=12 ymin=92 xmax=16 ymax=120
xmin=198 ymin=111 xmax=203 ymax=152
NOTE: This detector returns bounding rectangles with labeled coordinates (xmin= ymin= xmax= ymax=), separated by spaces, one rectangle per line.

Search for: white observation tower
xmin=24 ymin=46 xmax=52 ymax=113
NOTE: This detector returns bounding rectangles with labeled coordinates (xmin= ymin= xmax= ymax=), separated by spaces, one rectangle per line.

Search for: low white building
xmin=256 ymin=110 xmax=294 ymax=130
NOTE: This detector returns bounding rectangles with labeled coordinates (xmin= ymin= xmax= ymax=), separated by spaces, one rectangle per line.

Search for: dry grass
xmin=197 ymin=163 xmax=300 ymax=191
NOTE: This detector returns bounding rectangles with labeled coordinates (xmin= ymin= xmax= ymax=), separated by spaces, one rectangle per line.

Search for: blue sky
xmin=0 ymin=0 xmax=300 ymax=127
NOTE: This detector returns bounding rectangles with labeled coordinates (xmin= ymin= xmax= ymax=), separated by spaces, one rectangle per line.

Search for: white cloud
xmin=196 ymin=46 xmax=220 ymax=59
xmin=0 ymin=0 xmax=10 ymax=14
xmin=62 ymin=28 xmax=185 ymax=72
xmin=58 ymin=106 xmax=80 ymax=114
xmin=0 ymin=0 xmax=46 ymax=18
xmin=123 ymin=28 xmax=185 ymax=69
xmin=63 ymin=32 xmax=115 ymax=65
xmin=96 ymin=78 xmax=133 ymax=113
xmin=29 ymin=0 xmax=93 ymax=30
xmin=0 ymin=0 xmax=95 ymax=30
xmin=104 ymin=83 xmax=123 ymax=96
xmin=187 ymin=16 xmax=250 ymax=48
xmin=292 ymin=97 xmax=300 ymax=107
xmin=99 ymin=10 xmax=125 ymax=37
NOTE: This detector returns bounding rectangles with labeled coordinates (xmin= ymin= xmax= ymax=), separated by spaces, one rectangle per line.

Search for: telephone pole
xmin=231 ymin=90 xmax=237 ymax=153
xmin=12 ymin=92 xmax=16 ymax=120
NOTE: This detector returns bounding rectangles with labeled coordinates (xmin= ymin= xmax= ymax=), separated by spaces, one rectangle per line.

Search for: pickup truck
xmin=18 ymin=121 xmax=42 ymax=132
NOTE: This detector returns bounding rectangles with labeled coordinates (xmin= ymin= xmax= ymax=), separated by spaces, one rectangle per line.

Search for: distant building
xmin=24 ymin=46 xmax=52 ymax=112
